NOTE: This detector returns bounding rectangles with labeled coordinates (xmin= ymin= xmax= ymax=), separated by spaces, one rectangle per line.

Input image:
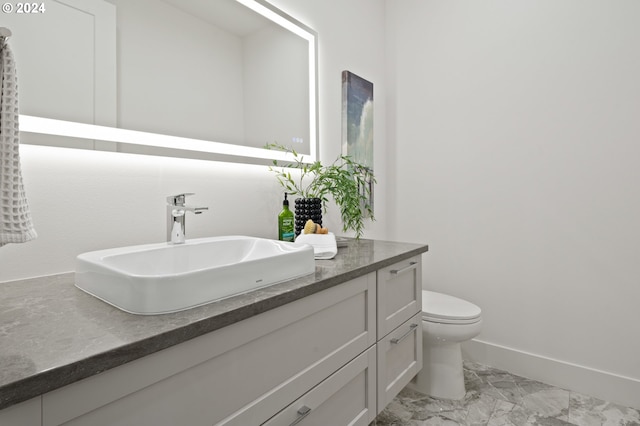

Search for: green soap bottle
xmin=278 ymin=193 xmax=295 ymax=242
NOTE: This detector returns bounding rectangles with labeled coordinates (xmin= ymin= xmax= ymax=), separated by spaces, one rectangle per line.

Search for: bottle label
xmin=281 ymin=232 xmax=295 ymax=242
xmin=280 ymin=218 xmax=295 ymax=242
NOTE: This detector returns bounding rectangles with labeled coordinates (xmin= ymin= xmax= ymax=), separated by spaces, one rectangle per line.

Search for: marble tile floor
xmin=373 ymin=361 xmax=640 ymax=426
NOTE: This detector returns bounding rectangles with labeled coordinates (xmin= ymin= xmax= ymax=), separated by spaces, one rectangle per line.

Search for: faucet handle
xmin=167 ymin=193 xmax=195 ymax=206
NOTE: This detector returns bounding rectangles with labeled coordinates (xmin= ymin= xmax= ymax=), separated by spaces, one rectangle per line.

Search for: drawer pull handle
xmin=391 ymin=323 xmax=418 ymax=344
xmin=289 ymin=405 xmax=312 ymax=426
xmin=390 ymin=261 xmax=417 ymax=276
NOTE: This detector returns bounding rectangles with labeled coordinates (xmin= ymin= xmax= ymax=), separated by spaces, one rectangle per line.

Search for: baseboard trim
xmin=462 ymin=339 xmax=640 ymax=410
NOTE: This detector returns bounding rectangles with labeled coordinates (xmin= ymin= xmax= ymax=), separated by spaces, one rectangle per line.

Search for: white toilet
xmin=408 ymin=290 xmax=482 ymax=400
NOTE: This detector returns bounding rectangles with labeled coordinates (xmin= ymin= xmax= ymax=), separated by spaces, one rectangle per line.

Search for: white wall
xmin=386 ymin=0 xmax=640 ymax=408
xmin=0 ymin=0 xmax=388 ymax=282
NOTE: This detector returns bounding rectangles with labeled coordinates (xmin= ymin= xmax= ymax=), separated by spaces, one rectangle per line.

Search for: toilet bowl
xmin=408 ymin=290 xmax=482 ymax=400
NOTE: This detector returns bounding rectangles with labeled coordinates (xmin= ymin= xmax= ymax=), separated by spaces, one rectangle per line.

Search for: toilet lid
xmin=422 ymin=290 xmax=482 ymax=322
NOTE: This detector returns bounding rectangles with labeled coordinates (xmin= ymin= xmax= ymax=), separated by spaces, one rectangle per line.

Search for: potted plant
xmin=266 ymin=143 xmax=375 ymax=238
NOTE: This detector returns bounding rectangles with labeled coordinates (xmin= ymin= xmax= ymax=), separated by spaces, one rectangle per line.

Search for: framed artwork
xmin=341 ymin=71 xmax=374 ymax=215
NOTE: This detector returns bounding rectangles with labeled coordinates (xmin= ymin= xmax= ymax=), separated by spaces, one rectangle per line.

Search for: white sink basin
xmin=75 ymin=236 xmax=315 ymax=315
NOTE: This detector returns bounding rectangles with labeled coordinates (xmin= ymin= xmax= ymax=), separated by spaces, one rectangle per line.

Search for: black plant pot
xmin=294 ymin=198 xmax=323 ymax=236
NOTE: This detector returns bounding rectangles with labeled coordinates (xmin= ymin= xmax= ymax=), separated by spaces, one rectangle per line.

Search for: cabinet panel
xmin=377 ymin=257 xmax=421 ymax=339
xmin=263 ymin=346 xmax=376 ymax=426
xmin=0 ymin=397 xmax=41 ymax=426
xmin=43 ymin=273 xmax=376 ymax=426
xmin=376 ymin=313 xmax=423 ymax=413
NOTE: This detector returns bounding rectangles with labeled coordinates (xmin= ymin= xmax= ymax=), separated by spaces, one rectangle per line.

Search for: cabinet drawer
xmin=263 ymin=346 xmax=376 ymax=426
xmin=42 ymin=274 xmax=376 ymax=426
xmin=376 ymin=313 xmax=422 ymax=413
xmin=377 ymin=256 xmax=421 ymax=338
xmin=0 ymin=397 xmax=41 ymax=426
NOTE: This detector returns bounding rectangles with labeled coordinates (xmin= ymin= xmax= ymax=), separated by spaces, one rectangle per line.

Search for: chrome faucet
xmin=167 ymin=193 xmax=208 ymax=244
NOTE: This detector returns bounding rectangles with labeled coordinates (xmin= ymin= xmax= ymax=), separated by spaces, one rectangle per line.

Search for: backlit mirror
xmin=6 ymin=0 xmax=317 ymax=163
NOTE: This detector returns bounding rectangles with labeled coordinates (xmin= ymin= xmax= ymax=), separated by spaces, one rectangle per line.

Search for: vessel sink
xmin=75 ymin=236 xmax=315 ymax=315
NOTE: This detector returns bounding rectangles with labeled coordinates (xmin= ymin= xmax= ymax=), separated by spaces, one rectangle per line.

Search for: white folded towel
xmin=0 ymin=42 xmax=37 ymax=246
xmin=295 ymin=232 xmax=338 ymax=260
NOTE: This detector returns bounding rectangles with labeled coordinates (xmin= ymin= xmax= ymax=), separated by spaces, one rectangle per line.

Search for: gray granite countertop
xmin=0 ymin=238 xmax=427 ymax=411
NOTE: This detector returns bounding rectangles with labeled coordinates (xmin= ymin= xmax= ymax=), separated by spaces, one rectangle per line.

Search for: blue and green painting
xmin=342 ymin=71 xmax=374 ymax=214
xmin=342 ymin=71 xmax=373 ymax=168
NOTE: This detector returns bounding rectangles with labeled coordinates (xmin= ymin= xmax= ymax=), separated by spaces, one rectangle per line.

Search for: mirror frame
xmin=18 ymin=0 xmax=318 ymax=164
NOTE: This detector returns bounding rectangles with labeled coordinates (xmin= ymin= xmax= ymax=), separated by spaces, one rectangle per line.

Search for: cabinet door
xmin=263 ymin=346 xmax=376 ymax=426
xmin=43 ymin=273 xmax=376 ymax=426
xmin=376 ymin=313 xmax=422 ymax=413
xmin=377 ymin=257 xmax=421 ymax=339
xmin=0 ymin=397 xmax=41 ymax=426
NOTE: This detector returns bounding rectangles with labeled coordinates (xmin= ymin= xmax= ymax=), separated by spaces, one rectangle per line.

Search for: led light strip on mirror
xmin=16 ymin=0 xmax=317 ymax=165
xmin=19 ymin=115 xmax=304 ymax=162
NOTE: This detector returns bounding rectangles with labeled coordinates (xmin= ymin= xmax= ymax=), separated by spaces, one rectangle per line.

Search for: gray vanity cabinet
xmin=40 ymin=273 xmax=377 ymax=425
xmin=377 ymin=312 xmax=423 ymax=411
xmin=263 ymin=346 xmax=377 ymax=425
xmin=0 ymin=256 xmax=424 ymax=425
xmin=377 ymin=256 xmax=422 ymax=338
xmin=375 ymin=256 xmax=423 ymax=412
xmin=0 ymin=398 xmax=41 ymax=426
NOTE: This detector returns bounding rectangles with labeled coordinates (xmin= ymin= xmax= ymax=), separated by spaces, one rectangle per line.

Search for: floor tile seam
xmin=518 ymin=399 xmax=583 ymax=426
xmin=485 ymin=398 xmax=518 ymax=425
xmin=565 ymin=390 xmax=640 ymax=424
xmin=482 ymin=406 xmax=498 ymax=426
xmin=488 ymin=381 xmax=525 ymax=407
xmin=506 ymin=399 xmax=560 ymax=425
xmin=463 ymin=394 xmax=499 ymax=426
xmin=524 ymin=412 xmax=579 ymax=426
xmin=565 ymin=391 xmax=580 ymax=424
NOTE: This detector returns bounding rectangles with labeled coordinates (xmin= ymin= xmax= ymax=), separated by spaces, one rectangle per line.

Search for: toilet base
xmin=407 ymin=339 xmax=466 ymax=400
